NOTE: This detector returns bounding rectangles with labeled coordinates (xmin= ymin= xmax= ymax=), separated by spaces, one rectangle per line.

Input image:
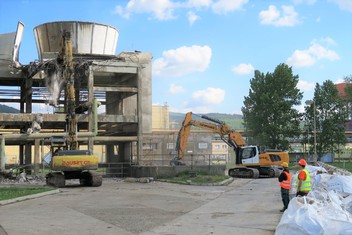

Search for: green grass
xmin=159 ymin=170 xmax=230 ymax=185
xmin=0 ymin=187 xmax=54 ymax=201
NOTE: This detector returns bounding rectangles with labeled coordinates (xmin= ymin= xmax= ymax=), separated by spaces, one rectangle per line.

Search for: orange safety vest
xmin=280 ymin=171 xmax=291 ymax=190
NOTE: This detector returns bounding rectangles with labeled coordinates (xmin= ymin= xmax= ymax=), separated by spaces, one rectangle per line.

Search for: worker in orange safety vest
xmin=296 ymin=158 xmax=311 ymax=197
xmin=278 ymin=162 xmax=291 ymax=212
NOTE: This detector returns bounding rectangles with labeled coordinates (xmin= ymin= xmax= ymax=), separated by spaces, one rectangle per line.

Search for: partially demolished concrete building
xmin=0 ymin=21 xmax=152 ymax=175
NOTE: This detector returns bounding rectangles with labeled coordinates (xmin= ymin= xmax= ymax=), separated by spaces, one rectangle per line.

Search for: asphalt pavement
xmin=0 ymin=177 xmax=283 ymax=235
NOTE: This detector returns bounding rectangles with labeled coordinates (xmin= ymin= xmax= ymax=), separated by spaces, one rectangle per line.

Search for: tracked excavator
xmin=45 ymin=31 xmax=102 ymax=187
xmin=171 ymin=112 xmax=289 ymax=178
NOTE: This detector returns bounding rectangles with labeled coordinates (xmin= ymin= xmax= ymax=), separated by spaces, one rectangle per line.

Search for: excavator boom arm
xmin=175 ymin=112 xmax=245 ymax=161
xmin=176 ymin=112 xmax=193 ymax=160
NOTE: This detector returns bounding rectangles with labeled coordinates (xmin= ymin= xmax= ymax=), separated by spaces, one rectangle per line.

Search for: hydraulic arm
xmin=174 ymin=112 xmax=245 ymax=164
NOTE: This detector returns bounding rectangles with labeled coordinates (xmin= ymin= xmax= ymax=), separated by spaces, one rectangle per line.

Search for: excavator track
xmin=228 ymin=167 xmax=260 ymax=178
xmin=46 ymin=172 xmax=65 ymax=188
xmin=258 ymin=167 xmax=281 ymax=178
xmin=79 ymin=171 xmax=103 ymax=187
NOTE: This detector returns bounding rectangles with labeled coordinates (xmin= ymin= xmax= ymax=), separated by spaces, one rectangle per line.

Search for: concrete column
xmin=25 ymin=143 xmax=31 ymax=175
xmin=34 ymin=139 xmax=40 ymax=175
xmin=123 ymin=142 xmax=132 ymax=162
xmin=25 ymin=77 xmax=32 ymax=114
xmin=25 ymin=75 xmax=33 ymax=174
xmin=20 ymin=83 xmax=25 ymax=113
xmin=137 ymin=67 xmax=142 ymax=164
xmin=19 ymin=145 xmax=24 ymax=166
xmin=136 ymin=53 xmax=152 ymax=164
xmin=106 ymin=144 xmax=118 ymax=175
xmin=137 ymin=53 xmax=152 ymax=133
xmin=41 ymin=140 xmax=45 ymax=175
xmin=88 ymin=66 xmax=94 ymax=152
xmin=0 ymin=137 xmax=5 ymax=171
xmin=106 ymin=145 xmax=115 ymax=163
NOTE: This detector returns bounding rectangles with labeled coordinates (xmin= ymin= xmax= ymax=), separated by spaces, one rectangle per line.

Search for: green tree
xmin=305 ymin=80 xmax=348 ymax=159
xmin=344 ymin=75 xmax=352 ymax=120
xmin=242 ymin=63 xmax=303 ymax=150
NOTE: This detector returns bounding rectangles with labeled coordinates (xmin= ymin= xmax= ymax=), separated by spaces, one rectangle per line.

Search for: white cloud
xmin=287 ymin=40 xmax=340 ymax=67
xmin=287 ymin=50 xmax=316 ymax=67
xmin=170 ymin=105 xmax=210 ymax=114
xmin=169 ymin=87 xmax=225 ymax=113
xmin=169 ymin=84 xmax=185 ymax=94
xmin=114 ymin=0 xmax=249 ymax=22
xmin=297 ymin=104 xmax=306 ymax=113
xmin=309 ymin=43 xmax=339 ymax=60
xmin=192 ymin=87 xmax=225 ymax=105
xmin=232 ymin=63 xmax=254 ymax=75
xmin=329 ymin=0 xmax=352 ymax=12
xmin=297 ymin=80 xmax=315 ymax=92
xmin=320 ymin=37 xmax=336 ymax=46
xmin=187 ymin=11 xmax=200 ymax=25
xmin=335 ymin=78 xmax=345 ymax=84
xmin=259 ymin=5 xmax=300 ymax=27
xmin=292 ymin=0 xmax=316 ymax=4
xmin=114 ymin=0 xmax=179 ymax=20
xmin=211 ymin=0 xmax=249 ymax=14
xmin=187 ymin=0 xmax=212 ymax=8
xmin=153 ymin=45 xmax=212 ymax=77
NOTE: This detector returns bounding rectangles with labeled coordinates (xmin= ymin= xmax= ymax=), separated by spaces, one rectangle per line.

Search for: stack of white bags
xmin=275 ymin=163 xmax=352 ymax=235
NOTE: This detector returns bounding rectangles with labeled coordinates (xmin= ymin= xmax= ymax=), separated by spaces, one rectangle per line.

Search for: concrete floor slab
xmin=0 ymin=178 xmax=283 ymax=235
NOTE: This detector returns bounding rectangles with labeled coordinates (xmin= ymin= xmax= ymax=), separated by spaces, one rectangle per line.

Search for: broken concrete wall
xmin=0 ymin=22 xmax=24 ymax=65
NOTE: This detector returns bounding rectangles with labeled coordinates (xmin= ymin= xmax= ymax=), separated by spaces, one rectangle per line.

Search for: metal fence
xmin=98 ymin=162 xmax=130 ymax=177
xmin=138 ymin=153 xmax=227 ymax=167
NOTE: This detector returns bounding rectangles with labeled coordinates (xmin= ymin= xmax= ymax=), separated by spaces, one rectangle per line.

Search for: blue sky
xmin=1 ymin=0 xmax=352 ymax=115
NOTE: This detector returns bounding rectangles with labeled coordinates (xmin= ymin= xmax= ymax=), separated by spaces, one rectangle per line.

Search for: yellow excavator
xmin=45 ymin=31 xmax=102 ymax=187
xmin=172 ymin=112 xmax=289 ymax=178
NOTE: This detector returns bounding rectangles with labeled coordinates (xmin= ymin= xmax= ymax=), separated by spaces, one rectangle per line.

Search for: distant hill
xmin=0 ymin=104 xmax=19 ymax=113
xmin=169 ymin=112 xmax=244 ymax=130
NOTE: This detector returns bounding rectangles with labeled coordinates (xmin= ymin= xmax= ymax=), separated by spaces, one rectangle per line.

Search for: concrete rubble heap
xmin=0 ymin=170 xmax=45 ymax=185
xmin=276 ymin=162 xmax=352 ymax=234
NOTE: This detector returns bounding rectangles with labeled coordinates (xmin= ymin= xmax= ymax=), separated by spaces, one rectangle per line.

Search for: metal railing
xmin=138 ymin=153 xmax=226 ymax=167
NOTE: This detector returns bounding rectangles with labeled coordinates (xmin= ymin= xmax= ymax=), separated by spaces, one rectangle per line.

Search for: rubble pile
xmin=0 ymin=170 xmax=45 ymax=186
xmin=276 ymin=163 xmax=352 ymax=235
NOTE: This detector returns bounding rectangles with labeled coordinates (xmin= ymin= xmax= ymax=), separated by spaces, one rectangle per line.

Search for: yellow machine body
xmin=51 ymin=150 xmax=98 ymax=171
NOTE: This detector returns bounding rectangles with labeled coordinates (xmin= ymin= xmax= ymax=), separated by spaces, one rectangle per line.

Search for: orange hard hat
xmin=298 ymin=159 xmax=307 ymax=166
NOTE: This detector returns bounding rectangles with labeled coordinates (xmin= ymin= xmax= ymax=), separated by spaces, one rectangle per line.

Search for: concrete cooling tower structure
xmin=33 ymin=21 xmax=118 ymax=60
xmin=0 ymin=21 xmax=152 ymax=177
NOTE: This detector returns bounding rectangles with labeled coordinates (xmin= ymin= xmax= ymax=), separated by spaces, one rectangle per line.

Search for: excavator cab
xmin=239 ymin=146 xmax=259 ymax=164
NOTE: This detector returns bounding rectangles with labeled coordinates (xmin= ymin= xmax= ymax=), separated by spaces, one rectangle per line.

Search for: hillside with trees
xmin=0 ymin=104 xmax=19 ymax=113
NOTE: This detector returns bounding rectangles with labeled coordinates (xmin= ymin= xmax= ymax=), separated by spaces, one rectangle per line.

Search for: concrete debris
xmin=0 ymin=169 xmax=13 ymax=179
xmin=17 ymin=172 xmax=28 ymax=182
xmin=276 ymin=162 xmax=352 ymax=235
xmin=317 ymin=161 xmax=351 ymax=176
xmin=124 ymin=177 xmax=154 ymax=183
xmin=0 ymin=171 xmax=45 ymax=185
xmin=27 ymin=114 xmax=43 ymax=134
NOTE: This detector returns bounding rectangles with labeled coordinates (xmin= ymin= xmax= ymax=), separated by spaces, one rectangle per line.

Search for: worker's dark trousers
xmin=281 ymin=188 xmax=290 ymax=209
